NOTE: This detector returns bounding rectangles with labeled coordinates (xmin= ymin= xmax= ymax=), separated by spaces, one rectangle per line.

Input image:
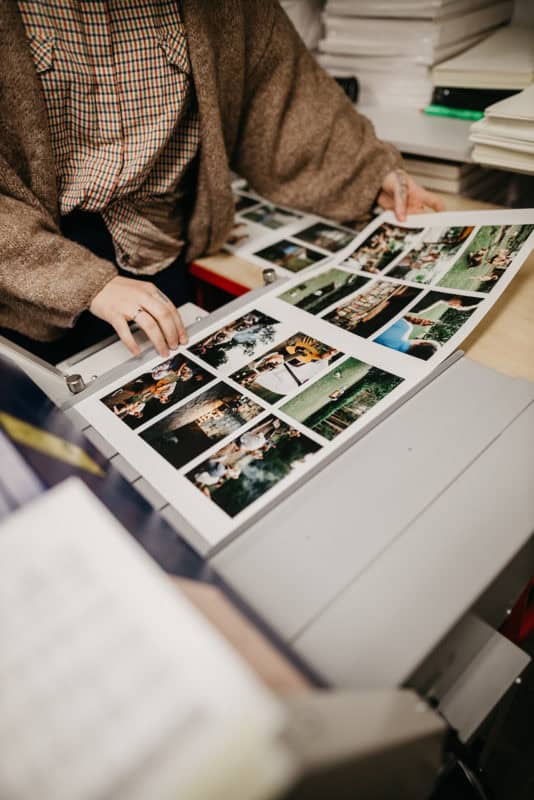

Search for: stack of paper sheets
xmin=0 ymin=478 xmax=293 ymax=800
xmin=432 ymin=26 xmax=534 ymax=90
xmin=317 ymin=0 xmax=513 ymax=108
xmin=402 ymin=154 xmax=510 ymax=201
xmin=470 ymin=85 xmax=534 ymax=174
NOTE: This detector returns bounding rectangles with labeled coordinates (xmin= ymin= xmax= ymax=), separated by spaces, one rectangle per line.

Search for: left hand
xmin=378 ymin=169 xmax=445 ymax=222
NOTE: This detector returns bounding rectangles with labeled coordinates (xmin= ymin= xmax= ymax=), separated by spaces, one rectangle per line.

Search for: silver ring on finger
xmin=131 ymin=307 xmax=144 ymax=322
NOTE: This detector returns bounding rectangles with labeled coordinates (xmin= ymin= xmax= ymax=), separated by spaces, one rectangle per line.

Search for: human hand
xmin=89 ymin=276 xmax=188 ymax=358
xmin=378 ymin=169 xmax=445 ymax=222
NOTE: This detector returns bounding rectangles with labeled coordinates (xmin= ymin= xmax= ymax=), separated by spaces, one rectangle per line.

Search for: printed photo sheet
xmin=77 ymin=207 xmax=534 ymax=553
xmin=225 ymin=187 xmax=367 ymax=278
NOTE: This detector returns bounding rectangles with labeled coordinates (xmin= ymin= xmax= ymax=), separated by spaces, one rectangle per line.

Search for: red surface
xmin=500 ymin=578 xmax=534 ymax=644
xmin=189 ymin=261 xmax=249 ymax=298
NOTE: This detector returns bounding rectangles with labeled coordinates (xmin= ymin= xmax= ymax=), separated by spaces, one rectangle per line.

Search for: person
xmin=375 ymin=318 xmax=438 ymax=360
xmin=0 ymin=1 xmax=443 ymax=363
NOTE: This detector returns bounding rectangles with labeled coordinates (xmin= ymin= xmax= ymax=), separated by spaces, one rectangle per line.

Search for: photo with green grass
xmin=438 ymin=224 xmax=534 ymax=293
xmin=281 ymin=358 xmax=403 ymax=441
xmin=278 ymin=269 xmax=369 ymax=315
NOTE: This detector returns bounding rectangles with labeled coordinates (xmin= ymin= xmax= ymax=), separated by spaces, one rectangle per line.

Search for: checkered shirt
xmin=17 ymin=0 xmax=200 ymax=273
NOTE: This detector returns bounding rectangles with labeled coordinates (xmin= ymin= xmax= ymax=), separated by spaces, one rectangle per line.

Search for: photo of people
xmin=374 ymin=291 xmax=482 ymax=360
xmin=188 ymin=310 xmax=282 ymax=370
xmin=100 ymin=354 xmax=214 ymax=430
xmin=278 ymin=269 xmax=369 ymax=316
xmin=234 ymin=193 xmax=260 ymax=213
xmin=294 ymin=222 xmax=354 ymax=253
xmin=255 ymin=239 xmax=326 ymax=272
xmin=386 ymin=226 xmax=474 ymax=284
xmin=242 ymin=203 xmax=303 ymax=229
xmin=344 ymin=222 xmax=422 ymax=274
xmin=324 ymin=281 xmax=421 ymax=338
xmin=230 ymin=332 xmax=342 ymax=404
xmin=438 ymin=224 xmax=534 ymax=293
xmin=140 ymin=383 xmax=264 ymax=469
xmin=282 ymin=358 xmax=403 ymax=441
xmin=187 ymin=416 xmax=321 ymax=517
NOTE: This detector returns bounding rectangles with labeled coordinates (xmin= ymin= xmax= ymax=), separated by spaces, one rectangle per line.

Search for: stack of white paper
xmin=470 ymin=84 xmax=534 ymax=174
xmin=0 ymin=478 xmax=293 ymax=800
xmin=432 ymin=25 xmax=534 ymax=89
xmin=402 ymin=154 xmax=510 ymax=200
xmin=317 ymin=0 xmax=513 ymax=108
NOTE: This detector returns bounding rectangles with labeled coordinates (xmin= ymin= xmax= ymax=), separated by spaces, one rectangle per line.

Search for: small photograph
xmin=255 ymin=239 xmax=326 ymax=273
xmin=188 ymin=310 xmax=282 ymax=370
xmin=282 ymin=358 xmax=403 ymax=441
xmin=345 ymin=222 xmax=423 ymax=274
xmin=100 ymin=354 xmax=214 ymax=430
xmin=140 ymin=383 xmax=264 ymax=469
xmin=294 ymin=222 xmax=354 ymax=253
xmin=386 ymin=226 xmax=474 ymax=284
xmin=438 ymin=224 xmax=534 ymax=293
xmin=324 ymin=281 xmax=421 ymax=338
xmin=234 ymin=193 xmax=260 ymax=213
xmin=187 ymin=416 xmax=321 ymax=517
xmin=374 ymin=291 xmax=482 ymax=360
xmin=278 ymin=269 xmax=369 ymax=316
xmin=230 ymin=333 xmax=342 ymax=404
xmin=242 ymin=203 xmax=303 ymax=230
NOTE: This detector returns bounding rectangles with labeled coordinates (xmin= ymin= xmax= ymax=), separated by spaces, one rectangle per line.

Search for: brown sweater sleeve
xmin=232 ymin=1 xmax=402 ymax=222
xmin=0 ymin=190 xmax=117 ymax=341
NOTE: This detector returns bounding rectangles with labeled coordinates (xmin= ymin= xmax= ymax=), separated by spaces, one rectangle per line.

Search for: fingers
xmin=393 ymin=170 xmax=409 ymax=222
xmin=135 ymin=310 xmax=170 ymax=358
xmin=113 ymin=315 xmax=141 ymax=357
xmin=141 ymin=295 xmax=181 ymax=351
xmin=376 ymin=190 xmax=394 ymax=211
xmin=420 ymin=189 xmax=445 ymax=212
xmin=146 ymin=287 xmax=188 ymax=345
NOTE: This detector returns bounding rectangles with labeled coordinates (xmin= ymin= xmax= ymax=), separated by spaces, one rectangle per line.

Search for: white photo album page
xmin=77 ymin=207 xmax=534 ymax=553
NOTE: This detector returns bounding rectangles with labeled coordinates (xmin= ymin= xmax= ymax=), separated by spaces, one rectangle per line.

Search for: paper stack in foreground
xmin=0 ymin=478 xmax=293 ymax=800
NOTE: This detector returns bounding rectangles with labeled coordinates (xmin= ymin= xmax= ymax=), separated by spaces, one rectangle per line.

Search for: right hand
xmin=90 ymin=276 xmax=188 ymax=358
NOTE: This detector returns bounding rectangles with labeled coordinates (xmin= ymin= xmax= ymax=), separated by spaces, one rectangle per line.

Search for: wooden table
xmin=192 ymin=193 xmax=534 ymax=381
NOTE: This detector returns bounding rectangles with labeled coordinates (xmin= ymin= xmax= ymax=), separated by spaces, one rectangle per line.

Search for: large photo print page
xmin=77 ymin=207 xmax=534 ymax=553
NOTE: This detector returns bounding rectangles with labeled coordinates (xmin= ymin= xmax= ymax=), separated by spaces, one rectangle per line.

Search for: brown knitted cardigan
xmin=0 ymin=0 xmax=401 ymax=341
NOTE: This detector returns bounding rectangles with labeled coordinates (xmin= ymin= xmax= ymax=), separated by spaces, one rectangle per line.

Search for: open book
xmin=76 ymin=191 xmax=534 ymax=554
